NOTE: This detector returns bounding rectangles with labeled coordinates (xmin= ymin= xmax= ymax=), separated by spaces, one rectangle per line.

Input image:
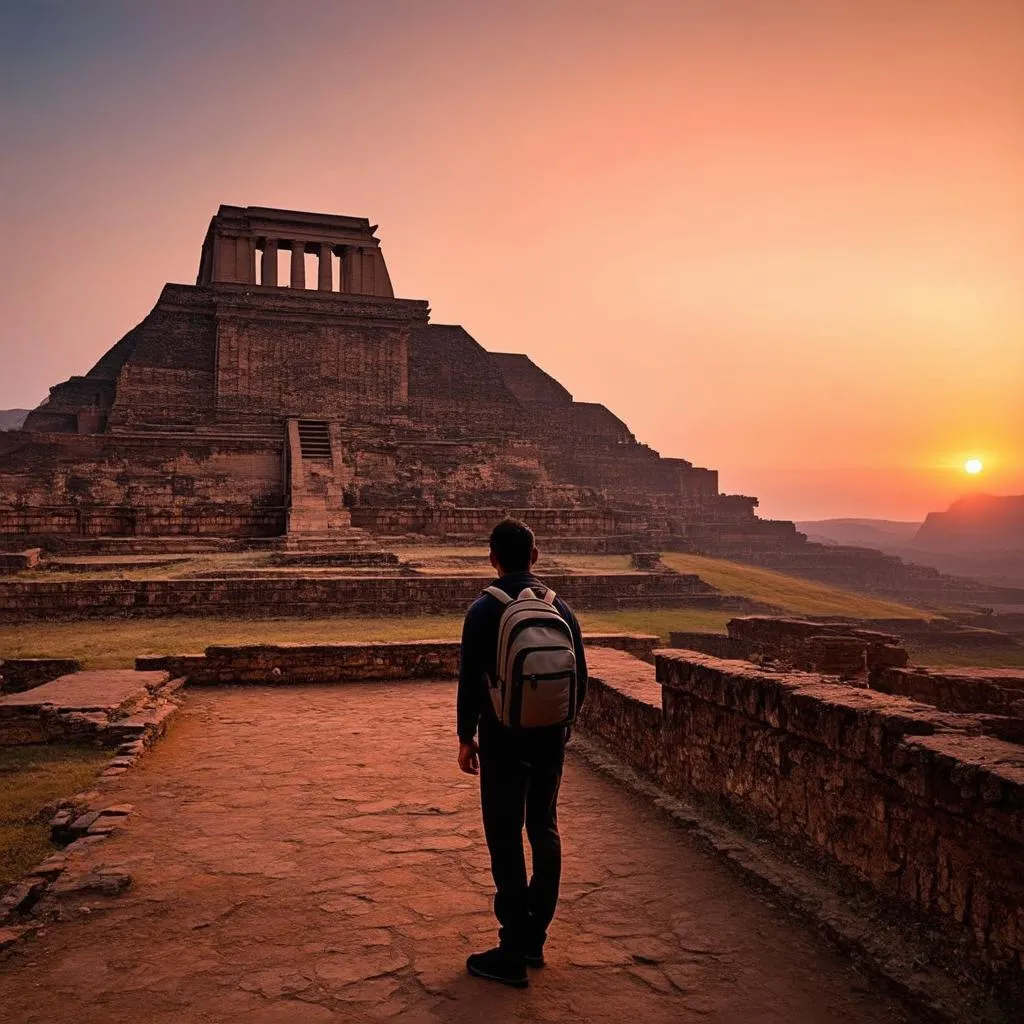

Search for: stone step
xmin=297 ymin=420 xmax=332 ymax=460
xmin=0 ymin=670 xmax=172 ymax=746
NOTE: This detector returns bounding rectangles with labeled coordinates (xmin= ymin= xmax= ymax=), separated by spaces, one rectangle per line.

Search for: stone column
xmin=317 ymin=242 xmax=333 ymax=291
xmin=342 ymin=246 xmax=363 ymax=294
xmin=290 ymin=242 xmax=305 ymax=289
xmin=261 ymin=240 xmax=278 ymax=287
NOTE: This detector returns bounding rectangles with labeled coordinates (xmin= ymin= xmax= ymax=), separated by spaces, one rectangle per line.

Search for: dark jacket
xmin=457 ymin=570 xmax=588 ymax=744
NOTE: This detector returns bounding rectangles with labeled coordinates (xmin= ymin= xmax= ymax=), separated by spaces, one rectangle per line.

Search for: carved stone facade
xmin=1 ymin=205 xmax=793 ymax=545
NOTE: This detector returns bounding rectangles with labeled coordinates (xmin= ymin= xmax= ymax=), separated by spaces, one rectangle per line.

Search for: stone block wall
xmin=0 ymin=573 xmax=712 ymax=622
xmin=0 ymin=428 xmax=285 ymax=538
xmin=668 ymin=631 xmax=754 ymax=660
xmin=871 ymin=666 xmax=1024 ymax=719
xmin=132 ymin=633 xmax=658 ymax=684
xmin=194 ymin=641 xmax=460 ymax=685
xmin=653 ymin=650 xmax=1024 ymax=977
xmin=576 ymin=648 xmax=663 ymax=775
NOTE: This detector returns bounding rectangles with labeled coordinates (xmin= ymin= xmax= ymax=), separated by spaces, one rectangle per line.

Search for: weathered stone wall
xmin=668 ymin=631 xmax=754 ymax=660
xmin=194 ymin=641 xmax=460 ymax=685
xmin=0 ymin=429 xmax=285 ymax=538
xmin=871 ymin=665 xmax=1024 ymax=719
xmin=0 ymin=572 xmax=712 ymax=621
xmin=653 ymin=650 xmax=1024 ymax=976
xmin=133 ymin=633 xmax=659 ymax=684
xmin=576 ymin=648 xmax=663 ymax=775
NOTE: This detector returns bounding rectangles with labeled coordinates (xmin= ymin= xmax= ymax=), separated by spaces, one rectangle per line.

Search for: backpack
xmin=484 ymin=584 xmax=579 ymax=729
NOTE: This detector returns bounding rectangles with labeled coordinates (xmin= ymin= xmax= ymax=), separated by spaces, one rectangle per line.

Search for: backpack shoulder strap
xmin=483 ymin=586 xmax=513 ymax=606
xmin=541 ymin=589 xmax=557 ymax=606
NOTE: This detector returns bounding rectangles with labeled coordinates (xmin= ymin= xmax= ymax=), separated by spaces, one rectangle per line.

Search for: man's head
xmin=489 ymin=518 xmax=538 ymax=576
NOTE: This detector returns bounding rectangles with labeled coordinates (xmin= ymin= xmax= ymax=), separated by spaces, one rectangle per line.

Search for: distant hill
xmin=913 ymin=494 xmax=1024 ymax=554
xmin=0 ymin=409 xmax=29 ymax=431
xmin=800 ymin=506 xmax=1024 ymax=587
xmin=796 ymin=518 xmax=920 ymax=550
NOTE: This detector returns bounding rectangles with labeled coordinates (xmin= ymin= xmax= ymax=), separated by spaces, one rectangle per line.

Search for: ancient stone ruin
xmin=0 ymin=204 xmax=796 ymax=554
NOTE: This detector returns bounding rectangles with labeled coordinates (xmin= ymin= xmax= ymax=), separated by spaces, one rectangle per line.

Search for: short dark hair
xmin=489 ymin=518 xmax=535 ymax=573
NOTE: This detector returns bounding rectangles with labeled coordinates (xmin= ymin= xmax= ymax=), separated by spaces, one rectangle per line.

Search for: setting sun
xmin=964 ymin=458 xmax=984 ymax=475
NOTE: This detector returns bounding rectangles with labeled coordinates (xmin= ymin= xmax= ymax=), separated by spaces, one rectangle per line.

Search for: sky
xmin=0 ymin=0 xmax=1021 ymax=521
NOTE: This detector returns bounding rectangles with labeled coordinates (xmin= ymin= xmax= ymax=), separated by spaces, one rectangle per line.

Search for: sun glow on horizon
xmin=964 ymin=458 xmax=984 ymax=475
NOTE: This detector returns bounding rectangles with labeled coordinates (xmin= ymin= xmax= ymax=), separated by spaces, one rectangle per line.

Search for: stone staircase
xmin=296 ymin=420 xmax=332 ymax=460
xmin=284 ymin=418 xmax=388 ymax=558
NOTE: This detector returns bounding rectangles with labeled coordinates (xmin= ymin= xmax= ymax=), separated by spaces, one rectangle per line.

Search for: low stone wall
xmin=871 ymin=665 xmax=1024 ymax=719
xmin=576 ymin=648 xmax=663 ymax=775
xmin=0 ymin=573 xmax=713 ymax=622
xmin=654 ymin=650 xmax=1024 ymax=979
xmin=668 ymin=631 xmax=753 ymax=660
xmin=134 ymin=633 xmax=660 ymax=684
xmin=194 ymin=641 xmax=459 ymax=685
xmin=0 ymin=549 xmax=41 ymax=574
xmin=0 ymin=658 xmax=82 ymax=695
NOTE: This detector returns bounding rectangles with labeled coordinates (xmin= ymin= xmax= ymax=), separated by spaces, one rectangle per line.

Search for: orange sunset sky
xmin=0 ymin=1 xmax=1021 ymax=521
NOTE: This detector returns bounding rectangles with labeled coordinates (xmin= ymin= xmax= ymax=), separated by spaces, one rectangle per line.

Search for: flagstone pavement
xmin=0 ymin=682 xmax=921 ymax=1023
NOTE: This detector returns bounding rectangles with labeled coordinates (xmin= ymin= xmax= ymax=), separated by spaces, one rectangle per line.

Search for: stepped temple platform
xmin=0 ymin=204 xmax=795 ymax=558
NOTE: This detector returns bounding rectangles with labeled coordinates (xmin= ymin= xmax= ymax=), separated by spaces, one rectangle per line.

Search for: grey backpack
xmin=485 ymin=585 xmax=579 ymax=729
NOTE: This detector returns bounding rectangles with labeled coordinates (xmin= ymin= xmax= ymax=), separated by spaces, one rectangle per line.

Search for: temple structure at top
xmin=0 ymin=205 xmax=798 ymax=551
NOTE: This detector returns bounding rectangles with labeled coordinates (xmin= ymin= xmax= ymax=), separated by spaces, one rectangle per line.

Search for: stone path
xmin=0 ymin=683 xmax=920 ymax=1023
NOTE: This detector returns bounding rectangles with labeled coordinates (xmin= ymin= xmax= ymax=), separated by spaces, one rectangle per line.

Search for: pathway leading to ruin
xmin=0 ymin=683 xmax=920 ymax=1023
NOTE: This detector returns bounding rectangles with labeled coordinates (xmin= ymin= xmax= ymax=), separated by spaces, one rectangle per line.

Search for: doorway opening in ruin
xmin=304 ymin=250 xmax=318 ymax=290
xmin=254 ymin=246 xmax=262 ymax=286
xmin=332 ymin=250 xmax=342 ymax=292
xmin=277 ymin=247 xmax=290 ymax=287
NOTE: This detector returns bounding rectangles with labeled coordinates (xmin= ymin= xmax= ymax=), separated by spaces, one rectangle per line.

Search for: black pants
xmin=478 ymin=725 xmax=565 ymax=952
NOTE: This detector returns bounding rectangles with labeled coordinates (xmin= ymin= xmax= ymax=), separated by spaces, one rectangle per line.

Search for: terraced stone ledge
xmin=0 ymin=670 xmax=183 ymax=747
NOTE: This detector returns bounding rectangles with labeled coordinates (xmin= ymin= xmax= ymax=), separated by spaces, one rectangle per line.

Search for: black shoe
xmin=524 ymin=943 xmax=545 ymax=968
xmin=466 ymin=946 xmax=529 ymax=988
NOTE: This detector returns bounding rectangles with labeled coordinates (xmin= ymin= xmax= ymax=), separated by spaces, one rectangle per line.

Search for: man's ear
xmin=489 ymin=551 xmax=500 ymax=572
xmin=530 ymin=546 xmax=539 ymax=567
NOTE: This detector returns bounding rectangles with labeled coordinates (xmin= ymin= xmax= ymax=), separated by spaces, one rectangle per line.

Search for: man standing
xmin=457 ymin=518 xmax=588 ymax=987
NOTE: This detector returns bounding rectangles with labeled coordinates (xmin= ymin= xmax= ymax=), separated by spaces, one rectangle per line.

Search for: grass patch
xmin=0 ymin=607 xmax=736 ymax=668
xmin=579 ymin=607 xmax=732 ymax=641
xmin=0 ymin=615 xmax=469 ymax=668
xmin=0 ymin=744 xmax=109 ymax=887
xmin=905 ymin=644 xmax=1024 ymax=670
xmin=659 ymin=553 xmax=930 ymax=619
